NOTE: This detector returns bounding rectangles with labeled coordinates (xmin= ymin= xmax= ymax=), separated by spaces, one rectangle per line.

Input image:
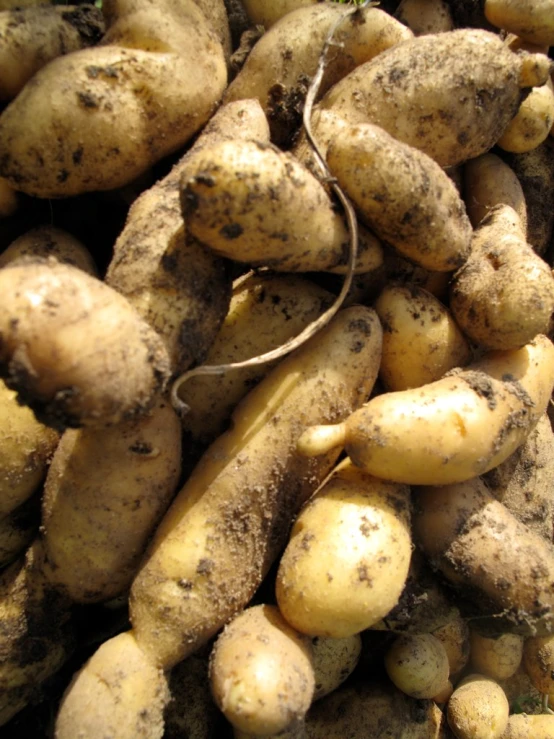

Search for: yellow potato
xmin=470 ymin=631 xmax=524 ymax=681
xmin=384 ymin=633 xmax=450 ymax=699
xmin=0 ymin=225 xmax=98 ymax=275
xmin=497 ymin=80 xmax=554 ymax=154
xmin=447 ymin=674 xmax=509 ymax=739
xmin=395 ymin=0 xmax=454 ymax=35
xmin=523 ymin=634 xmax=554 ymax=693
xmin=432 ymin=617 xmax=471 ymax=677
xmin=210 ymin=605 xmax=314 ymax=736
xmin=485 ymin=0 xmax=554 ymax=46
xmin=501 ymin=714 xmax=554 ymax=739
xmin=374 ymin=284 xmax=472 ymax=391
xmin=298 ymin=335 xmax=554 ymax=486
xmin=311 ymin=634 xmax=361 ymax=701
xmin=276 ymin=459 xmax=411 ymax=638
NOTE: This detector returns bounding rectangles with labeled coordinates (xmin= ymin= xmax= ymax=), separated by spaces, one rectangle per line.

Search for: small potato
xmin=484 ymin=0 xmax=554 ymax=46
xmin=326 ymin=122 xmax=472 ymax=271
xmin=523 ymin=634 xmax=554 ymax=693
xmin=463 ymin=153 xmax=527 ymax=231
xmin=384 ymin=633 xmax=450 ymax=699
xmin=470 ymin=631 xmax=524 ymax=681
xmin=0 ymin=225 xmax=98 ymax=275
xmin=209 ymin=605 xmax=314 ymax=736
xmin=311 ymin=634 xmax=362 ymax=701
xmin=374 ymin=284 xmax=472 ymax=391
xmin=276 ymin=459 xmax=412 ymax=638
xmin=447 ymin=674 xmax=509 ymax=739
xmin=395 ymin=0 xmax=454 ymax=35
xmin=432 ymin=617 xmax=471 ymax=677
xmin=450 ymin=204 xmax=554 ymax=350
xmin=497 ymin=80 xmax=554 ymax=154
xmin=0 ymin=259 xmax=170 ymax=430
xmin=240 ymin=0 xmax=318 ymax=28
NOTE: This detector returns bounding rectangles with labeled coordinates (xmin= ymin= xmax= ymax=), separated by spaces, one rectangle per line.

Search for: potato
xmin=470 ymin=631 xmax=524 ymax=681
xmin=484 ymin=0 xmax=554 ymax=46
xmin=464 ymin=153 xmax=528 ymax=232
xmin=0 ymin=225 xmax=98 ymax=275
xmin=130 ymin=306 xmax=383 ymax=671
xmin=374 ymin=284 xmax=472 ymax=391
xmin=432 ymin=617 xmax=471 ymax=677
xmin=414 ymin=477 xmax=554 ymax=635
xmin=298 ymin=334 xmax=554 ymax=486
xmin=0 ymin=177 xmax=18 ymax=218
xmin=447 ymin=674 xmax=509 ymax=739
xmin=0 ymin=0 xmax=227 ymax=197
xmin=305 ymin=679 xmax=448 ymax=738
xmin=240 ymin=0 xmax=318 ymax=28
xmin=384 ymin=633 xmax=450 ymax=699
xmin=311 ymin=634 xmax=361 ymax=701
xmin=523 ymin=634 xmax=554 ymax=693
xmin=501 ymin=714 xmax=554 ymax=739
xmin=395 ymin=0 xmax=454 ymax=35
xmin=210 ymin=604 xmax=314 ymax=736
xmin=450 ymin=205 xmax=554 ymax=350
xmin=276 ymin=459 xmax=411 ymax=638
xmin=497 ymin=80 xmax=554 ymax=154
xmin=0 ymin=4 xmax=105 ymax=100
xmin=56 ymin=632 xmax=169 ymax=739
xmin=0 ymin=259 xmax=170 ymax=430
xmin=318 ymin=28 xmax=551 ymax=166
xmin=40 ymin=396 xmax=182 ymax=603
xmin=325 ymin=122 xmax=472 ymax=271
xmin=224 ymin=4 xmax=412 ymax=144
xmin=483 ymin=413 xmax=554 ymax=542
xmin=0 ymin=379 xmax=58 ymax=518
xmin=105 ymin=98 xmax=270 ymax=375
xmin=180 ymin=138 xmax=383 ymax=273
xmin=0 ymin=541 xmax=74 ymax=726
xmin=178 ymin=273 xmax=333 ymax=457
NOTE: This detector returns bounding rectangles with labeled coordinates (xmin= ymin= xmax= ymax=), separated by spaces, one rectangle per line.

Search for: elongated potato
xmin=298 ymin=334 xmax=554 ymax=486
xmin=0 ymin=259 xmax=170 ymax=430
xmin=0 ymin=379 xmax=58 ymax=518
xmin=0 ymin=0 xmax=227 ymax=197
xmin=414 ymin=477 xmax=554 ymax=634
xmin=276 ymin=459 xmax=412 ymax=638
xmin=180 ymin=138 xmax=383 ymax=273
xmin=501 ymin=714 xmax=554 ymax=738
xmin=210 ymin=605 xmax=315 ymax=736
xmin=450 ymin=205 xmax=554 ymax=350
xmin=464 ymin=153 xmax=527 ymax=231
xmin=325 ymin=122 xmax=472 ymax=271
xmin=0 ymin=4 xmax=105 ymax=100
xmin=224 ymin=4 xmax=412 ymax=144
xmin=374 ymin=284 xmax=472 ymax=391
xmin=56 ymin=631 xmax=169 ymax=739
xmin=318 ymin=29 xmax=551 ymax=166
xmin=130 ymin=306 xmax=383 ymax=670
xmin=106 ymin=99 xmax=270 ymax=375
xmin=484 ymin=0 xmax=554 ymax=46
xmin=40 ymin=396 xmax=182 ymax=603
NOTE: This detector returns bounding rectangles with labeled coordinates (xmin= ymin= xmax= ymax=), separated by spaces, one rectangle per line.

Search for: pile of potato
xmin=1 ymin=0 xmax=554 ymax=736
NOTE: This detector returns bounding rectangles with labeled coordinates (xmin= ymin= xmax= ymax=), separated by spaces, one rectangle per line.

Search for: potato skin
xmin=374 ymin=284 xmax=472 ymax=391
xmin=311 ymin=634 xmax=361 ymax=701
xmin=210 ymin=605 xmax=314 ymax=736
xmin=130 ymin=306 xmax=383 ymax=669
xmin=384 ymin=634 xmax=450 ymax=699
xmin=276 ymin=459 xmax=412 ymax=638
xmin=500 ymin=714 xmax=554 ymax=739
xmin=0 ymin=0 xmax=227 ymax=196
xmin=0 ymin=225 xmax=98 ymax=275
xmin=485 ymin=0 xmax=554 ymax=46
xmin=463 ymin=153 xmax=527 ymax=231
xmin=450 ymin=205 xmax=554 ymax=350
xmin=0 ymin=259 xmax=170 ymax=430
xmin=470 ymin=631 xmax=524 ymax=681
xmin=497 ymin=81 xmax=554 ymax=154
xmin=414 ymin=477 xmax=554 ymax=635
xmin=0 ymin=4 xmax=105 ymax=100
xmin=55 ymin=632 xmax=169 ymax=739
xmin=40 ymin=397 xmax=182 ymax=603
xmin=326 ymin=123 xmax=472 ymax=271
xmin=447 ymin=674 xmax=509 ymax=739
xmin=319 ymin=29 xmax=544 ymax=166
xmin=300 ymin=334 xmax=554 ymax=485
